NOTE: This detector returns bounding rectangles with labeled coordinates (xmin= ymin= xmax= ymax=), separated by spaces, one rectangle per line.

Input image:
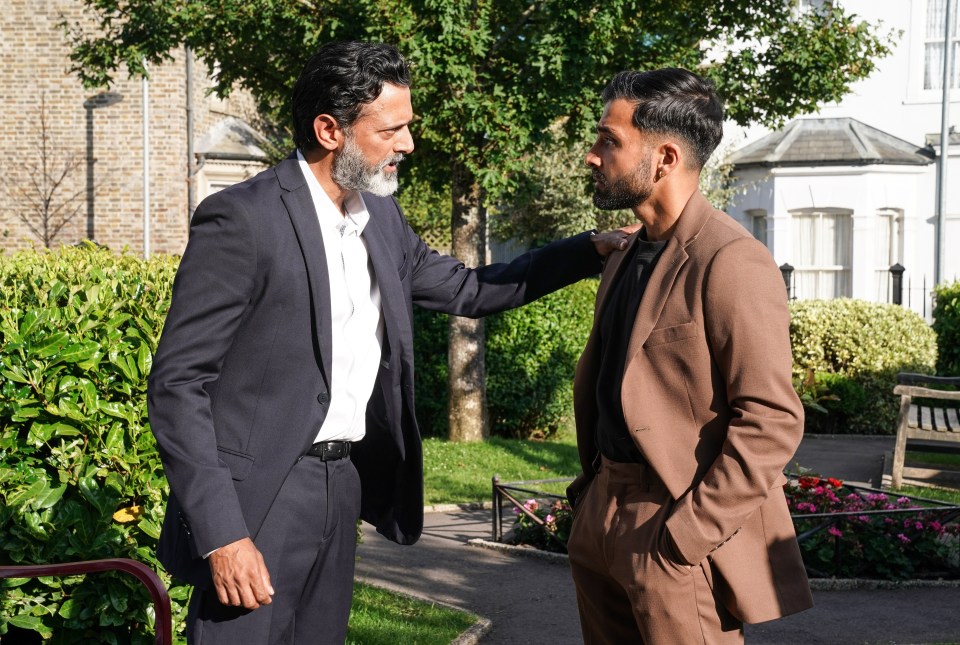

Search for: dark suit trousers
xmin=567 ymin=458 xmax=743 ymax=645
xmin=187 ymin=456 xmax=362 ymax=645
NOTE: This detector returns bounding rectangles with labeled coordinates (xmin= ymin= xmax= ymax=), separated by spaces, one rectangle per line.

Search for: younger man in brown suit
xmin=567 ymin=68 xmax=813 ymax=643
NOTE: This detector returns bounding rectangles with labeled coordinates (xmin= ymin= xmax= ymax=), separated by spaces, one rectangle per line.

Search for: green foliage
xmin=492 ymin=134 xmax=745 ymax=249
xmin=63 ymin=0 xmax=896 ymax=222
xmin=510 ymin=497 xmax=572 ymax=554
xmin=933 ymin=280 xmax=960 ymax=376
xmin=0 ymin=246 xmax=190 ymax=642
xmin=789 ymin=299 xmax=937 ymax=434
xmin=412 ymin=305 xmax=450 ymax=438
xmin=786 ymin=476 xmax=959 ymax=580
xmin=414 ymin=279 xmax=598 ymax=439
xmin=486 ymin=279 xmax=598 ymax=438
xmin=490 ymin=127 xmax=634 ymax=248
xmin=66 ymin=0 xmax=895 ymax=441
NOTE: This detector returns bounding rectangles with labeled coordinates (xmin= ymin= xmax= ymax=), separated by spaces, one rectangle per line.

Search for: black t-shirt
xmin=594 ymin=234 xmax=667 ymax=463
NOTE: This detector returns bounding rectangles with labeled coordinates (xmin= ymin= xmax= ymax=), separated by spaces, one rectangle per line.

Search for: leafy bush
xmin=414 ymin=278 xmax=599 ymax=439
xmin=789 ymin=299 xmax=937 ymax=434
xmin=0 ymin=246 xmax=189 ymax=642
xmin=509 ymin=497 xmax=572 ymax=554
xmin=507 ymin=477 xmax=960 ymax=580
xmin=933 ymin=280 xmax=960 ymax=376
xmin=785 ymin=476 xmax=959 ymax=579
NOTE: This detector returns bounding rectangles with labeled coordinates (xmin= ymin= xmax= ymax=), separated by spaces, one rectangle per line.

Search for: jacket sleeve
xmin=147 ymin=193 xmax=258 ymax=557
xmin=405 ymin=224 xmax=603 ymax=317
xmin=665 ymin=236 xmax=804 ymax=565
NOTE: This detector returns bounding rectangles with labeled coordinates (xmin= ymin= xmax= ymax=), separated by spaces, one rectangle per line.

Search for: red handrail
xmin=0 ymin=558 xmax=172 ymax=645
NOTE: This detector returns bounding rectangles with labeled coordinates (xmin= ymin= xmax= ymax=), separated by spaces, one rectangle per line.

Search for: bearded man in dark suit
xmin=147 ymin=40 xmax=630 ymax=644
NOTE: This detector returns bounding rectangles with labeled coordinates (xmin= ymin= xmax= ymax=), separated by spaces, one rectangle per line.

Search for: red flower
xmin=799 ymin=476 xmax=820 ymax=490
xmin=827 ymin=478 xmax=843 ymax=488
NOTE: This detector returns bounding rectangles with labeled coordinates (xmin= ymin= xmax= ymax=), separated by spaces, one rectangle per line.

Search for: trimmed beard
xmin=331 ymin=133 xmax=404 ymax=197
xmin=592 ymin=156 xmax=653 ymax=210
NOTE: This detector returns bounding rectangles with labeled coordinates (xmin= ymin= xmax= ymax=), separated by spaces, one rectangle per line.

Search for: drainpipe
xmin=186 ymin=45 xmax=197 ymax=221
xmin=142 ymin=63 xmax=151 ymax=258
xmin=935 ymin=0 xmax=953 ymax=286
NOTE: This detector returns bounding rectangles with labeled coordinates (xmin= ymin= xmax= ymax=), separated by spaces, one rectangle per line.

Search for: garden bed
xmin=492 ymin=475 xmax=960 ymax=581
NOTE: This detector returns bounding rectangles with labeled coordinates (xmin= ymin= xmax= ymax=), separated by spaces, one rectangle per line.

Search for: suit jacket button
xmin=318 ymin=392 xmax=330 ymax=405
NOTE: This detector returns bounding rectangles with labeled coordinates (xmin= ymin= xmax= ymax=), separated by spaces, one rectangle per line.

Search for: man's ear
xmin=656 ymin=141 xmax=683 ymax=179
xmin=313 ymin=114 xmax=343 ymax=152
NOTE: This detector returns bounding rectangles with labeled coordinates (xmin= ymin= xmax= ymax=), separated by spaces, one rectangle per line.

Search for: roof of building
xmin=728 ymin=117 xmax=935 ymax=168
xmin=195 ymin=116 xmax=271 ymax=161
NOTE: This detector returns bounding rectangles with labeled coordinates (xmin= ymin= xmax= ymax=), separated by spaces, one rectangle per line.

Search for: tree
xmin=65 ymin=0 xmax=892 ymax=441
xmin=2 ymin=95 xmax=85 ymax=248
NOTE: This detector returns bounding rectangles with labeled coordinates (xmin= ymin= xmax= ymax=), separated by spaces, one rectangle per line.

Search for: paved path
xmin=356 ymin=436 xmax=960 ymax=644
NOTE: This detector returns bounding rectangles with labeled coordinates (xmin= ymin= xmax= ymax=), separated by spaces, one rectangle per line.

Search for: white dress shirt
xmin=297 ymin=151 xmax=384 ymax=443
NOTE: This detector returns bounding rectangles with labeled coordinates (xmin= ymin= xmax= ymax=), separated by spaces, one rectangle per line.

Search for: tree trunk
xmin=447 ymin=161 xmax=488 ymax=442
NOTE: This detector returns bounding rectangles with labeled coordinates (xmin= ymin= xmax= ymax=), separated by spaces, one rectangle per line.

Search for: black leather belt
xmin=305 ymin=441 xmax=352 ymax=461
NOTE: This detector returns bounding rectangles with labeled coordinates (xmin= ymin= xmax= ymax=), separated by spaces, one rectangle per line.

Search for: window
xmin=791 ymin=208 xmax=853 ymax=299
xmin=745 ymin=209 xmax=768 ymax=247
xmin=925 ymin=0 xmax=960 ymax=90
xmin=874 ymin=209 xmax=904 ymax=302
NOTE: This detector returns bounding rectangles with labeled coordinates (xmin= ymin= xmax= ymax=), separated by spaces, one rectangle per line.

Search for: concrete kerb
xmin=464 ymin=537 xmax=960 ymax=590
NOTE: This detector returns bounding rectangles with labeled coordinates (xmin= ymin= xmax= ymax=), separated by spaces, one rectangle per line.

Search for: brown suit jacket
xmin=572 ymin=191 xmax=813 ymax=623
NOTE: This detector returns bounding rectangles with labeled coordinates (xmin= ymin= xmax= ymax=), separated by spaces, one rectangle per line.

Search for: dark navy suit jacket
xmin=147 ymin=154 xmax=602 ymax=586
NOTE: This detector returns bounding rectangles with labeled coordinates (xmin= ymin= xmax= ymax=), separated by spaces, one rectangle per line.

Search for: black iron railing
xmin=492 ymin=474 xmax=960 ymax=578
xmin=491 ymin=475 xmax=571 ymax=546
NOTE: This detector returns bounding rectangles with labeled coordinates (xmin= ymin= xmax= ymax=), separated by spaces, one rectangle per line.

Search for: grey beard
xmin=332 ymin=136 xmax=402 ymax=196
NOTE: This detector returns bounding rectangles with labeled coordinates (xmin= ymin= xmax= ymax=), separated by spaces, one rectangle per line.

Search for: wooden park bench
xmin=891 ymin=372 xmax=960 ymax=488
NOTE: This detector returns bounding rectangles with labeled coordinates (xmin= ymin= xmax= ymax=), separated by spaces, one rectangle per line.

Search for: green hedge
xmin=933 ymin=280 xmax=960 ymax=376
xmin=0 ymin=248 xmax=598 ymax=641
xmin=0 ymin=246 xmax=189 ymax=642
xmin=413 ymin=278 xmax=598 ymax=440
xmin=789 ymin=298 xmax=937 ymax=434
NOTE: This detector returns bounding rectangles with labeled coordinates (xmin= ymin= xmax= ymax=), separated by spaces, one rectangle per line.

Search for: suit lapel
xmin=624 ymin=191 xmax=715 ymax=360
xmin=361 ymin=203 xmax=408 ymax=367
xmin=276 ymin=157 xmax=333 ymax=390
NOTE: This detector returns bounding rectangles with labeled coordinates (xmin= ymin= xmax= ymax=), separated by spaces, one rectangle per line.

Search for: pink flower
xmin=827 ymin=526 xmax=843 ymax=537
xmin=544 ymin=514 xmax=555 ymax=524
xmin=897 ymin=533 xmax=911 ymax=544
xmin=524 ymin=499 xmax=539 ymax=511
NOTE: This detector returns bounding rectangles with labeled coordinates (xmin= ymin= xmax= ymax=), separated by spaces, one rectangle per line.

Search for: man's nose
xmin=585 ymin=149 xmax=600 ymax=167
xmin=397 ymin=126 xmax=414 ymax=154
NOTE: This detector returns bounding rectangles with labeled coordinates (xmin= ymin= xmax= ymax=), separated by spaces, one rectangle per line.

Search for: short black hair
xmin=292 ymin=41 xmax=411 ymax=152
xmin=601 ymin=68 xmax=724 ymax=169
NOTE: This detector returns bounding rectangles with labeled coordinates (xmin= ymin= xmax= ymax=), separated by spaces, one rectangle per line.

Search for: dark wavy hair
xmin=601 ymin=68 xmax=724 ymax=169
xmin=292 ymin=41 xmax=411 ymax=152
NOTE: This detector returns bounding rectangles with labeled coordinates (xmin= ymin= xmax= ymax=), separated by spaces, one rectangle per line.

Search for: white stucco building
xmin=726 ymin=0 xmax=960 ymax=317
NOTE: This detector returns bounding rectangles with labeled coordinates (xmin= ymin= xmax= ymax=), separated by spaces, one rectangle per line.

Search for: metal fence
xmin=491 ymin=475 xmax=960 ymax=577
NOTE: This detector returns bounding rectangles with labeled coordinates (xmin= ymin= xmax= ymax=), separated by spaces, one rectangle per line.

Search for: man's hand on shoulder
xmin=209 ymin=536 xmax=274 ymax=610
xmin=590 ymin=222 xmax=643 ymax=257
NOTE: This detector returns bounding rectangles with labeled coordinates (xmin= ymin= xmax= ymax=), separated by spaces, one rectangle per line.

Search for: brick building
xmin=0 ymin=0 xmax=270 ymax=255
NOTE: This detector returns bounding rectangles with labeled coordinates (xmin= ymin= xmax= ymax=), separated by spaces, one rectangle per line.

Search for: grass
xmin=347 ymin=581 xmax=477 ymax=645
xmin=423 ymin=431 xmax=581 ymax=504
xmin=905 ymin=449 xmax=960 ymax=469
xmin=893 ymin=484 xmax=960 ymax=505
